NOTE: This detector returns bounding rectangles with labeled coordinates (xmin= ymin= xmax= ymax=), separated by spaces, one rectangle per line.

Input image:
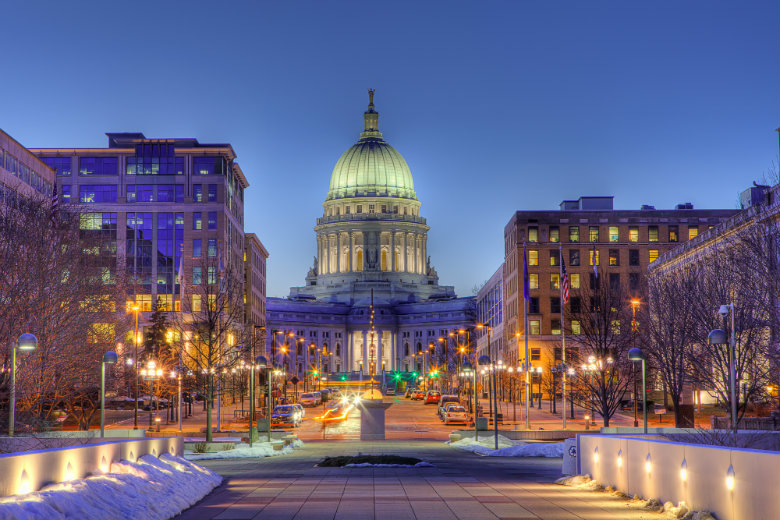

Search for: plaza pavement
xmin=178 ymin=439 xmax=665 ymax=520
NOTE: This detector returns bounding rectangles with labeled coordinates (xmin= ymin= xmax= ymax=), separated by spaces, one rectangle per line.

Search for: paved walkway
xmin=179 ymin=440 xmax=663 ymax=520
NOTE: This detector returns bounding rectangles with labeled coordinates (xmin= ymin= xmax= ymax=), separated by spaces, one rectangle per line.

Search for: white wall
xmin=0 ymin=437 xmax=182 ymax=497
xmin=578 ymin=434 xmax=780 ymax=520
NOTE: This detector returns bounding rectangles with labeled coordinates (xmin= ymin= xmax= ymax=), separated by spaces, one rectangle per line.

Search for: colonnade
xmin=317 ymin=231 xmax=427 ymax=275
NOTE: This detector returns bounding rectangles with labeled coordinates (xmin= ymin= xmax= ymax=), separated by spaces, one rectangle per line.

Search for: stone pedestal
xmin=358 ymin=399 xmax=393 ymax=440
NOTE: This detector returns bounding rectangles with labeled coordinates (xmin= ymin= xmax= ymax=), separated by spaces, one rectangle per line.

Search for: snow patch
xmin=343 ymin=461 xmax=434 ymax=468
xmin=448 ymin=435 xmax=564 ymax=457
xmin=0 ymin=454 xmax=220 ymax=520
xmin=184 ymin=440 xmax=304 ymax=460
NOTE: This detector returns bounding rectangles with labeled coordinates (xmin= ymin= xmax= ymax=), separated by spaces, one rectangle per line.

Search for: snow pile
xmin=343 ymin=461 xmax=434 ymax=468
xmin=184 ymin=439 xmax=304 ymax=460
xmin=448 ymin=435 xmax=564 ymax=457
xmin=0 ymin=454 xmax=220 ymax=520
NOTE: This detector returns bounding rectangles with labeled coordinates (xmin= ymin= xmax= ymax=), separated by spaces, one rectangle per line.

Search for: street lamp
xmin=535 ymin=366 xmax=543 ymax=409
xmin=479 ymin=355 xmax=499 ymax=450
xmin=251 ymin=355 xmax=270 ymax=445
xmin=130 ymin=304 xmax=141 ymax=430
xmin=140 ymin=360 xmax=163 ymax=431
xmin=709 ymin=304 xmax=737 ymax=436
xmin=628 ymin=347 xmax=647 ymax=434
xmin=460 ymin=361 xmax=478 ymax=441
xmin=8 ymin=333 xmax=38 ymax=437
xmin=100 ymin=351 xmax=118 ymax=438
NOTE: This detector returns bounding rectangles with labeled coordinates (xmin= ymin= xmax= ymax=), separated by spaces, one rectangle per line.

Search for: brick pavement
xmin=179 ymin=440 xmax=666 ymax=520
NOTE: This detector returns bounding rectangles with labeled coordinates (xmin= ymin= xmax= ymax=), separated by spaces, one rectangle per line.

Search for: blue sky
xmin=2 ymin=1 xmax=778 ymax=297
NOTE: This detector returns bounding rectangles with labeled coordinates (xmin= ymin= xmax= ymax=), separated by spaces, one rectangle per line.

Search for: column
xmin=347 ymin=332 xmax=353 ymax=371
xmin=350 ymin=232 xmax=355 ymax=271
xmin=317 ymin=235 xmax=323 ymax=274
xmin=362 ymin=330 xmax=369 ymax=374
xmin=377 ymin=330 xmax=384 ymax=371
xmin=390 ymin=232 xmax=395 ymax=272
xmin=336 ymin=233 xmax=341 ymax=273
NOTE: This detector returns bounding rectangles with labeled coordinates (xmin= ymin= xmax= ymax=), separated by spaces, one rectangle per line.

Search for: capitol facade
xmin=266 ymin=92 xmax=474 ymax=379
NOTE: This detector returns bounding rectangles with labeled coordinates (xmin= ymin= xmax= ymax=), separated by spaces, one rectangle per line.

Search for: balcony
xmin=316 ymin=213 xmax=427 ymax=226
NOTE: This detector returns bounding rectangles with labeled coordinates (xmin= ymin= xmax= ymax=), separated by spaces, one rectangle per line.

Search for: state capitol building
xmin=266 ymin=92 xmax=475 ymax=381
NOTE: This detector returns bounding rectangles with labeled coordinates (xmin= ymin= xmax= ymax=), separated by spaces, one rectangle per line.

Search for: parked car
xmin=292 ymin=403 xmax=305 ymax=418
xmin=319 ymin=389 xmax=331 ymax=402
xmin=411 ymin=389 xmax=425 ymax=400
xmin=439 ymin=402 xmax=462 ymax=420
xmin=437 ymin=395 xmax=460 ymax=416
xmin=299 ymin=393 xmax=320 ymax=407
xmin=385 ymin=387 xmax=396 ymax=396
xmin=271 ymin=405 xmax=302 ymax=427
xmin=424 ymin=391 xmax=441 ymax=405
xmin=443 ymin=405 xmax=469 ymax=425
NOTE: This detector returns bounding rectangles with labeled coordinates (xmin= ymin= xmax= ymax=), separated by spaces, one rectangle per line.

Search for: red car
xmin=424 ymin=391 xmax=441 ymax=404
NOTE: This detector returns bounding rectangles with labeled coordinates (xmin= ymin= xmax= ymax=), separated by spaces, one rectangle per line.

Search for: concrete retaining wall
xmin=0 ymin=437 xmax=182 ymax=497
xmin=454 ymin=429 xmax=580 ymax=441
xmin=578 ymin=434 xmax=780 ymax=520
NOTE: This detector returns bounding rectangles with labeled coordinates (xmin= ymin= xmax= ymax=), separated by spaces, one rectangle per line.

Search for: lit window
xmin=609 ymin=226 xmax=619 ymax=242
xmin=528 ymin=250 xmax=539 ymax=266
xmin=193 ymin=267 xmax=202 ymax=285
xmin=550 ymin=273 xmax=560 ymax=290
xmin=589 ymin=249 xmax=600 ymax=266
xmin=569 ymin=226 xmax=579 ymax=242
xmin=589 ymin=226 xmax=599 ymax=242
xmin=528 ymin=227 xmax=539 ymax=242
xmin=208 ymin=266 xmax=216 ymax=284
xmin=649 ymin=250 xmax=659 ymax=262
xmin=193 ymin=212 xmax=202 ymax=230
xmin=688 ymin=227 xmax=699 ymax=240
xmin=549 ymin=227 xmax=559 ymax=243
xmin=194 ymin=185 xmax=203 ymax=202
xmin=649 ymin=226 xmax=659 ymax=242
xmin=550 ymin=251 xmax=560 ymax=266
xmin=669 ymin=225 xmax=678 ymax=242
xmin=570 ymin=273 xmax=580 ymax=289
xmin=208 ymin=239 xmax=217 ymax=257
xmin=208 ymin=295 xmax=216 ymax=311
xmin=629 ymin=226 xmax=639 ymax=242
xmin=571 ymin=320 xmax=581 ymax=335
xmin=609 ymin=249 xmax=619 ymax=266
xmin=529 ymin=273 xmax=539 ymax=290
xmin=551 ymin=319 xmax=561 ymax=335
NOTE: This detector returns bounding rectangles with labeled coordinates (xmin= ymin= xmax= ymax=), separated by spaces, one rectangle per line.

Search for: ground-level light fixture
xmin=628 ymin=347 xmax=647 ymax=434
xmin=100 ymin=351 xmax=118 ymax=438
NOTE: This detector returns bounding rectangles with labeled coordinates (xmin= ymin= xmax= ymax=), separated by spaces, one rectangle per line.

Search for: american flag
xmin=50 ymin=184 xmax=59 ymax=227
xmin=560 ymin=254 xmax=570 ymax=304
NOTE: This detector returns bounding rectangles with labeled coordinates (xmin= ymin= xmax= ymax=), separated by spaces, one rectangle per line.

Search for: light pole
xmin=9 ymin=333 xmax=38 ymax=437
xmin=131 ymin=305 xmax=141 ymax=430
xmin=709 ymin=303 xmax=737 ymax=436
xmin=535 ymin=366 xmax=543 ymax=409
xmin=140 ymin=360 xmax=163 ymax=431
xmin=478 ymin=355 xmax=499 ymax=450
xmin=100 ymin=351 xmax=118 ymax=438
xmin=628 ymin=348 xmax=647 ymax=434
xmin=630 ymin=298 xmax=641 ymax=427
xmin=461 ymin=361 xmax=478 ymax=441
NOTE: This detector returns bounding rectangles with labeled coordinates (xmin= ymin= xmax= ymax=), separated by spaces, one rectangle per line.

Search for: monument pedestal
xmin=358 ymin=399 xmax=393 ymax=440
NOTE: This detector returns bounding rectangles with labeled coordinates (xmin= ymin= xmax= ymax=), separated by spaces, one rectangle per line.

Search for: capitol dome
xmin=326 ymin=91 xmax=417 ymax=201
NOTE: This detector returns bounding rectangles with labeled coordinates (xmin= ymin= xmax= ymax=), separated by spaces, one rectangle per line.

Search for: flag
xmin=176 ymin=245 xmax=185 ymax=293
xmin=522 ymin=242 xmax=530 ymax=300
xmin=592 ymin=243 xmax=599 ymax=279
xmin=49 ymin=184 xmax=59 ymax=227
xmin=561 ymin=253 xmax=570 ymax=304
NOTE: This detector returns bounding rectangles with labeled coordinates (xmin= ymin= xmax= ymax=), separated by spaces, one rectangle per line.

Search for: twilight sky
xmin=2 ymin=1 xmax=778 ymax=297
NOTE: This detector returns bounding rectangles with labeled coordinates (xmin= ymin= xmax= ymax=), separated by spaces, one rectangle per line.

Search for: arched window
xmin=416 ymin=342 xmax=422 ymax=353
xmin=381 ymin=250 xmax=388 ymax=271
xmin=356 ymin=250 xmax=363 ymax=272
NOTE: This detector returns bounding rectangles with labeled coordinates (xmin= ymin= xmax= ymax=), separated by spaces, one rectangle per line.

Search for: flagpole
xmin=523 ymin=242 xmax=531 ymax=430
xmin=177 ymin=244 xmax=184 ymax=433
xmin=560 ymin=243 xmax=567 ymax=431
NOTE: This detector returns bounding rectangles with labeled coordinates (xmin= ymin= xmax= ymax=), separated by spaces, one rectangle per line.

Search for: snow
xmin=343 ymin=461 xmax=434 ymax=468
xmin=0 ymin=454 xmax=221 ymax=520
xmin=184 ymin=440 xmax=304 ymax=460
xmin=183 ymin=436 xmax=243 ymax=443
xmin=448 ymin=434 xmax=564 ymax=457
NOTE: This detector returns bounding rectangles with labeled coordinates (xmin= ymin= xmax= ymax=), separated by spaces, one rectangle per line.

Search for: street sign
xmin=290 ymin=376 xmax=300 ymax=385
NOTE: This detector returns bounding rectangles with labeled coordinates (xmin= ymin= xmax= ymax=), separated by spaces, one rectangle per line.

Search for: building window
xmin=571 ymin=320 xmax=581 ymax=335
xmin=528 ymin=297 xmax=540 ymax=314
xmin=669 ymin=225 xmax=678 ymax=242
xmin=569 ymin=226 xmax=579 ymax=242
xmin=41 ymin=157 xmax=72 ymax=176
xmin=609 ymin=249 xmax=619 ymax=266
xmin=629 ymin=273 xmax=640 ymax=292
xmin=550 ymin=297 xmax=561 ymax=314
xmin=208 ymin=239 xmax=217 ymax=257
xmin=649 ymin=249 xmax=659 ymax=263
xmin=649 ymin=226 xmax=659 ymax=242
xmin=207 ymin=266 xmax=216 ymax=284
xmin=208 ymin=184 xmax=218 ymax=202
xmin=629 ymin=249 xmax=640 ymax=266
xmin=590 ymin=273 xmax=600 ymax=290
xmin=688 ymin=227 xmax=699 ymax=240
xmin=570 ymin=273 xmax=580 ymax=289
xmin=629 ymin=226 xmax=639 ymax=242
xmin=550 ymin=273 xmax=560 ymax=290
xmin=356 ymin=205 xmax=362 ymax=213
xmin=79 ymin=185 xmax=117 ymax=203
xmin=551 ymin=319 xmax=561 ymax=335
xmin=194 ymin=185 xmax=203 ymax=202
xmin=569 ymin=249 xmax=580 ymax=266
xmin=589 ymin=249 xmax=599 ymax=266
xmin=549 ymin=226 xmax=559 ymax=243
xmin=611 ymin=320 xmax=621 ymax=335
xmin=609 ymin=273 xmax=620 ymax=291
xmin=530 ymin=346 xmax=541 ymax=360
xmin=79 ymin=157 xmax=118 ymax=176
xmin=570 ymin=297 xmax=581 ymax=314
xmin=528 ymin=250 xmax=539 ymax=266
xmin=550 ymin=250 xmax=559 ymax=266
xmin=192 ymin=267 xmax=202 ymax=285
xmin=528 ymin=227 xmax=539 ymax=242
xmin=609 ymin=226 xmax=619 ymax=242
xmin=208 ymin=211 xmax=217 ymax=230
xmin=529 ymin=273 xmax=539 ymax=290
xmin=157 ymin=185 xmax=175 ymax=202
xmin=193 ymin=156 xmax=226 ymax=176
xmin=193 ymin=212 xmax=202 ymax=230
xmin=193 ymin=239 xmax=202 ymax=258
xmin=61 ymin=185 xmax=71 ymax=203
xmin=192 ymin=295 xmax=202 ymax=312
xmin=589 ymin=226 xmax=599 ymax=242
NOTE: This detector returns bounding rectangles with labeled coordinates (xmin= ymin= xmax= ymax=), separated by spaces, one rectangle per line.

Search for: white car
xmin=443 ymin=405 xmax=469 ymax=425
xmin=299 ymin=393 xmax=320 ymax=407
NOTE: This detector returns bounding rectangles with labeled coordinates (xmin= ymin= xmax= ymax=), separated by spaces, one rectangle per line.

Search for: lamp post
xmin=131 ymin=305 xmax=140 ymax=430
xmin=709 ymin=304 xmax=737 ymax=436
xmin=478 ymin=355 xmax=499 ymax=450
xmin=461 ymin=361 xmax=478 ymax=441
xmin=628 ymin=348 xmax=647 ymax=434
xmin=630 ymin=298 xmax=641 ymax=427
xmin=535 ymin=366 xmax=543 ymax=409
xmin=140 ymin=360 xmax=163 ymax=431
xmin=9 ymin=333 xmax=38 ymax=437
xmin=100 ymin=351 xmax=118 ymax=438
